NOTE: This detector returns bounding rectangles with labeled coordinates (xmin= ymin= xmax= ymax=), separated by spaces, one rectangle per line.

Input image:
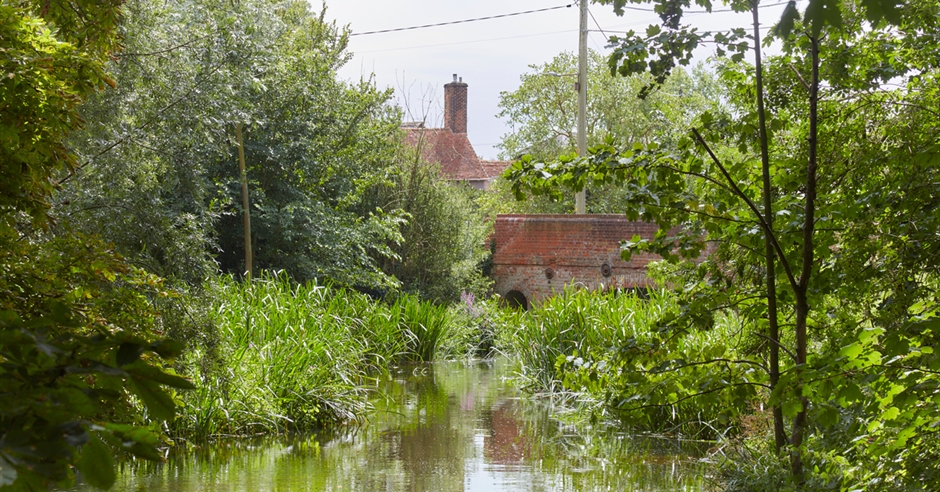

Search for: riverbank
xmin=167 ymin=274 xmax=495 ymax=440
xmin=494 ymin=286 xmax=751 ymax=441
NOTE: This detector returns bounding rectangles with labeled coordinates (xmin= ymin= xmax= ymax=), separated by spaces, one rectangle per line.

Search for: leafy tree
xmin=0 ymin=1 xmax=116 ymax=224
xmin=491 ymin=51 xmax=721 ymax=214
xmin=507 ymin=0 xmax=939 ymax=487
xmin=0 ymin=235 xmax=193 ymax=490
xmin=362 ymin=140 xmax=493 ymax=303
xmin=60 ymin=0 xmax=404 ymax=289
xmin=498 ymin=50 xmax=720 ymax=162
xmin=1 ymin=1 xmax=192 ymax=489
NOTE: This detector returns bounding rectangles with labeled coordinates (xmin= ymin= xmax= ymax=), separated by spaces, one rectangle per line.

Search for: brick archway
xmin=503 ymin=290 xmax=529 ymax=310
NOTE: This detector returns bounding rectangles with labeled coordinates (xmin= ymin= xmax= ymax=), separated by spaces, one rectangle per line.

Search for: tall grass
xmin=394 ymin=295 xmax=450 ymax=362
xmin=496 ymin=285 xmax=749 ymax=439
xmin=496 ymin=285 xmax=674 ymax=393
xmin=172 ymin=274 xmax=470 ymax=440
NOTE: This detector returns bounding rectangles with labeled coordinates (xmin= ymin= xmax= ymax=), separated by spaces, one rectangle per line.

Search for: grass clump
xmin=496 ymin=285 xmax=753 ymax=440
xmin=494 ymin=286 xmax=672 ymax=393
xmin=170 ymin=274 xmax=477 ymax=440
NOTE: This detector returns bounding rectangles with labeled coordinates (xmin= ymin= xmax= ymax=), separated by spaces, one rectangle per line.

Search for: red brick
xmin=492 ymin=214 xmax=693 ymax=306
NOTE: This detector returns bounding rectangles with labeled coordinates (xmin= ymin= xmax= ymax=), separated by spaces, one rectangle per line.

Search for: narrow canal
xmin=80 ymin=358 xmax=709 ymax=491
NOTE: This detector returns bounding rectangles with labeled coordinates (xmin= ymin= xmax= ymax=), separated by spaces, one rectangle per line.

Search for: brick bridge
xmin=491 ymin=214 xmax=666 ymax=309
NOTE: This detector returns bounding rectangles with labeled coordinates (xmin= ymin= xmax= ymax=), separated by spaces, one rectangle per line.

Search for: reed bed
xmin=172 ymin=274 xmax=471 ymax=440
xmin=496 ymin=285 xmax=747 ymax=438
xmin=496 ymin=286 xmax=675 ymax=392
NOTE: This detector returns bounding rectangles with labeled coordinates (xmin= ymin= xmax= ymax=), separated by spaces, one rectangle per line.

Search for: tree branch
xmin=116 ymin=34 xmax=212 ymax=57
xmin=657 ymin=161 xmax=736 ymax=194
xmin=755 ymin=333 xmax=797 ymax=362
xmin=691 ymin=128 xmax=799 ymax=290
xmin=615 ymin=381 xmax=771 ymax=412
xmin=642 ymin=357 xmax=769 ymax=375
xmin=788 ymin=64 xmax=811 ymax=92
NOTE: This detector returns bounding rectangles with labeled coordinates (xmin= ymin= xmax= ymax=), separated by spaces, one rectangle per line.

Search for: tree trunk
xmin=751 ymin=0 xmax=787 ymax=453
xmin=236 ymin=123 xmax=252 ymax=280
xmin=790 ymin=34 xmax=820 ymax=483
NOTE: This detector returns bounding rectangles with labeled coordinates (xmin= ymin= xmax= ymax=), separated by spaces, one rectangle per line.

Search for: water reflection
xmin=75 ymin=358 xmax=707 ymax=491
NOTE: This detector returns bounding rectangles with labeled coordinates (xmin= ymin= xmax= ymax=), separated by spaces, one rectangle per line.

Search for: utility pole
xmin=575 ymin=0 xmax=588 ymax=214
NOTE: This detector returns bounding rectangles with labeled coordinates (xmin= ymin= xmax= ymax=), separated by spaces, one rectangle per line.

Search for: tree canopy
xmin=59 ymin=0 xmax=407 ymax=289
xmin=1 ymin=1 xmax=193 ymax=489
xmin=491 ymin=51 xmax=721 ymax=215
xmin=506 ymin=0 xmax=940 ymax=487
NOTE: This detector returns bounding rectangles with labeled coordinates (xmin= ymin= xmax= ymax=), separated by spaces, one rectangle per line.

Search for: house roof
xmin=403 ymin=128 xmax=483 ymax=180
xmin=482 ymin=159 xmax=511 ymax=180
xmin=403 ymin=128 xmax=511 ymax=182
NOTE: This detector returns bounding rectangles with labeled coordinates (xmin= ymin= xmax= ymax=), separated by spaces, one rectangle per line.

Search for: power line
xmin=353 ymin=29 xmax=576 ymax=54
xmin=350 ymin=4 xmax=574 ymax=37
xmin=348 ymin=1 xmax=791 ymax=40
xmin=355 ymin=23 xmax=774 ymax=55
xmin=348 ymin=1 xmax=788 ymax=55
xmin=588 ymin=7 xmax=610 ymax=39
xmin=618 ymin=0 xmax=793 ymax=14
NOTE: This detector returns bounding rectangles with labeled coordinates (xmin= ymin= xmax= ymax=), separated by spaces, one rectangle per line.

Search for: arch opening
xmin=504 ymin=290 xmax=529 ymax=311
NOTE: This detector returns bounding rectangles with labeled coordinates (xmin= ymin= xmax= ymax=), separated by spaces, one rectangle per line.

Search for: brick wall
xmin=492 ymin=214 xmax=666 ymax=306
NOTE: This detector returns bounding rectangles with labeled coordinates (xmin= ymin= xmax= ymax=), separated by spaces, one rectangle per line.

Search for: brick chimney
xmin=443 ymin=74 xmax=468 ymax=134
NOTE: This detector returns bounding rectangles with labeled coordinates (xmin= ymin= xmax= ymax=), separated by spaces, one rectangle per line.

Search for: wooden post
xmin=236 ymin=123 xmax=252 ymax=279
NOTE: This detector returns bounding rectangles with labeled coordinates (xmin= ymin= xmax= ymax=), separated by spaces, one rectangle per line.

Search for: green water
xmin=79 ymin=358 xmax=709 ymax=491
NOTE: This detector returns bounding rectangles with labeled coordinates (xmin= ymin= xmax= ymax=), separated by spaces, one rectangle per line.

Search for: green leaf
xmin=882 ymin=406 xmax=900 ymax=421
xmin=859 ymin=0 xmax=903 ymax=25
xmin=804 ymin=0 xmax=843 ymax=37
xmin=818 ymin=405 xmax=839 ymax=427
xmin=77 ymin=434 xmax=115 ymax=490
xmin=123 ymin=441 xmax=163 ymax=461
xmin=129 ymin=375 xmax=177 ymax=422
xmin=840 ymin=342 xmax=864 ymax=360
xmin=124 ymin=361 xmax=195 ymax=390
xmin=116 ymin=342 xmax=144 ymax=367
xmin=148 ymin=339 xmax=186 ymax=359
xmin=783 ymin=399 xmax=803 ymax=418
xmin=96 ymin=423 xmax=160 ymax=447
xmin=837 ymin=382 xmax=864 ymax=406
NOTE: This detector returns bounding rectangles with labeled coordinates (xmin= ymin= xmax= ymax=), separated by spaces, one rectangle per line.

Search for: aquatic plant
xmin=171 ymin=274 xmax=472 ymax=440
xmin=498 ymin=285 xmax=750 ymax=439
xmin=495 ymin=286 xmax=667 ymax=392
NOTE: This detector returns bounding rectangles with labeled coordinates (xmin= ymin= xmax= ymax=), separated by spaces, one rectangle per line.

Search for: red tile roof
xmin=482 ymin=160 xmax=511 ymax=179
xmin=404 ymin=128 xmax=482 ymax=179
xmin=403 ymin=128 xmax=511 ymax=182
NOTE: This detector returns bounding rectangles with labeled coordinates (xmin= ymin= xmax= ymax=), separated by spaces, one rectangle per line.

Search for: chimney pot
xmin=453 ymin=73 xmax=458 ymax=82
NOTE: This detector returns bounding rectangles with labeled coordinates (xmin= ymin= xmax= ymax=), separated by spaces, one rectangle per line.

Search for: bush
xmin=363 ymin=143 xmax=493 ymax=303
xmin=499 ymin=285 xmax=755 ymax=439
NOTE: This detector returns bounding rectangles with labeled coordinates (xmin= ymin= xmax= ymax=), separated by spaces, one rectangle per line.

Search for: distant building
xmin=402 ymin=74 xmax=510 ymax=190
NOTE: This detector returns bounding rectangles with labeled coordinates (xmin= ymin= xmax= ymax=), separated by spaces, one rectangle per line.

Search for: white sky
xmin=325 ymin=1 xmax=795 ymax=160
